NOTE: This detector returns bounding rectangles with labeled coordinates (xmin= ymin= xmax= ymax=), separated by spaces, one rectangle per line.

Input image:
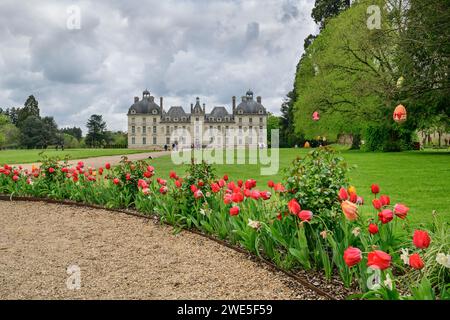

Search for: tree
xmin=18 ymin=95 xmax=40 ymax=126
xmin=266 ymin=113 xmax=281 ymax=146
xmin=61 ymin=127 xmax=82 ymax=141
xmin=86 ymin=114 xmax=107 ymax=147
xmin=311 ymin=0 xmax=351 ymax=30
xmin=19 ymin=116 xmax=47 ymax=148
xmin=0 ymin=115 xmax=20 ymax=148
xmin=41 ymin=116 xmax=59 ymax=147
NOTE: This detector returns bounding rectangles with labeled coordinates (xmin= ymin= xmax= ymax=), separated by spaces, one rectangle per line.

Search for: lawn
xmin=0 ymin=148 xmax=152 ymax=164
xmin=146 ymin=148 xmax=450 ymax=225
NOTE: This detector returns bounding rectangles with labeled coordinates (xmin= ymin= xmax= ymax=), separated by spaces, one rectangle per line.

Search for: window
xmin=152 ymin=109 xmax=158 ymax=115
xmin=143 ymin=137 xmax=146 ymax=145
xmin=153 ymin=117 xmax=157 ymax=123
xmin=132 ymin=137 xmax=135 ymax=144
xmin=258 ymin=110 xmax=263 ymax=114
xmin=239 ymin=117 xmax=242 ymax=123
xmin=143 ymin=126 xmax=146 ymax=134
xmin=249 ymin=118 xmax=252 ymax=123
xmin=166 ymin=137 xmax=170 ymax=144
xmin=132 ymin=126 xmax=135 ymax=134
xmin=166 ymin=126 xmax=170 ymax=134
xmin=142 ymin=117 xmax=146 ymax=124
xmin=131 ymin=117 xmax=135 ymax=123
xmin=153 ymin=136 xmax=157 ymax=145
xmin=196 ymin=117 xmax=199 ymax=121
xmin=239 ymin=126 xmax=242 ymax=134
xmin=174 ymin=118 xmax=178 ymax=122
xmin=260 ymin=117 xmax=263 ymax=123
xmin=153 ymin=126 xmax=157 ymax=134
xmin=131 ymin=110 xmax=136 ymax=114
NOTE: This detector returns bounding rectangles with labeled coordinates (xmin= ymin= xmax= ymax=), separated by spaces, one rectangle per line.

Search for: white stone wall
xmin=127 ymin=114 xmax=267 ymax=149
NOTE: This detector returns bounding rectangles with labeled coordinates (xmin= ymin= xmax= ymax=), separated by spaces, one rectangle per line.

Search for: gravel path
xmin=0 ymin=201 xmax=324 ymax=300
xmin=15 ymin=151 xmax=170 ymax=171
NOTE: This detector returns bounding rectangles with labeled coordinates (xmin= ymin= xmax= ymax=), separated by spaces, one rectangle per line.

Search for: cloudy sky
xmin=0 ymin=0 xmax=318 ymax=132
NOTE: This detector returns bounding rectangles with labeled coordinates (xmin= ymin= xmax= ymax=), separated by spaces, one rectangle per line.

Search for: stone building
xmin=127 ymin=89 xmax=268 ymax=149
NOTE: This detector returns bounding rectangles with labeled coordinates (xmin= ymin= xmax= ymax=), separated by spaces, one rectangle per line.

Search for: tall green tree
xmin=311 ymin=0 xmax=351 ymax=29
xmin=18 ymin=95 xmax=40 ymax=126
xmin=86 ymin=114 xmax=107 ymax=147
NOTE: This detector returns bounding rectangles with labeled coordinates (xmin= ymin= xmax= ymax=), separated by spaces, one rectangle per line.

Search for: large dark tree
xmin=18 ymin=95 xmax=40 ymax=126
xmin=311 ymin=0 xmax=351 ymax=30
xmin=86 ymin=114 xmax=107 ymax=147
xmin=19 ymin=116 xmax=46 ymax=148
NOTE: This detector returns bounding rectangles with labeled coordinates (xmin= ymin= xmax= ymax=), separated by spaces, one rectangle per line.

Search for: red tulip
xmin=229 ymin=206 xmax=240 ymax=216
xmin=341 ymin=200 xmax=358 ymax=221
xmin=288 ymin=199 xmax=301 ymax=215
xmin=223 ymin=175 xmax=229 ymax=181
xmin=237 ymin=180 xmax=243 ymax=188
xmin=12 ymin=175 xmax=19 ymax=182
xmin=367 ymin=250 xmax=391 ymax=270
xmin=113 ymin=178 xmax=120 ymax=185
xmin=368 ymin=223 xmax=379 ymax=235
xmin=169 ymin=171 xmax=177 ymax=179
xmin=49 ymin=167 xmax=55 ymax=173
xmin=339 ymin=187 xmax=348 ymax=201
xmin=147 ymin=165 xmax=154 ymax=172
xmin=198 ymin=180 xmax=204 ymax=187
xmin=218 ymin=179 xmax=225 ymax=187
xmin=175 ymin=180 xmax=182 ymax=188
xmin=267 ymin=180 xmax=274 ymax=188
xmin=211 ymin=183 xmax=220 ymax=193
xmin=190 ymin=184 xmax=198 ymax=193
xmin=273 ymin=183 xmax=286 ymax=193
xmin=260 ymin=191 xmax=271 ymax=200
xmin=243 ymin=189 xmax=252 ymax=197
xmin=126 ymin=173 xmax=131 ymax=181
xmin=409 ymin=253 xmax=424 ymax=270
xmin=193 ymin=189 xmax=203 ymax=199
xmin=159 ymin=186 xmax=168 ymax=194
xmin=349 ymin=193 xmax=357 ymax=203
xmin=232 ymin=192 xmax=244 ymax=203
xmin=298 ymin=210 xmax=313 ymax=222
xmin=227 ymin=181 xmax=236 ymax=190
xmin=371 ymin=184 xmax=380 ymax=194
xmin=372 ymin=199 xmax=382 ymax=210
xmin=251 ymin=190 xmax=261 ymax=200
xmin=413 ymin=230 xmax=431 ymax=249
xmin=143 ymin=171 xmax=152 ymax=178
xmin=98 ymin=167 xmax=103 ymax=175
xmin=379 ymin=195 xmax=390 ymax=206
xmin=343 ymin=247 xmax=362 ymax=267
xmin=223 ymin=193 xmax=233 ymax=204
xmin=394 ymin=203 xmax=409 ymax=219
xmin=105 ymin=163 xmax=111 ymax=170
xmin=378 ymin=209 xmax=394 ymax=224
xmin=245 ymin=179 xmax=256 ymax=190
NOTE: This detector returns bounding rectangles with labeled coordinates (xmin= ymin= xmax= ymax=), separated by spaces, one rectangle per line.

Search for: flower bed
xmin=1 ymin=148 xmax=448 ymax=300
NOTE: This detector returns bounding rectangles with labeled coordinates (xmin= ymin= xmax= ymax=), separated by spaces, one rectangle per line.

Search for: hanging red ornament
xmin=393 ymin=104 xmax=407 ymax=123
xmin=312 ymin=111 xmax=320 ymax=121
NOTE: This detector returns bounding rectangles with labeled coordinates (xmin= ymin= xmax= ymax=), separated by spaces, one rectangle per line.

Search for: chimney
xmin=203 ymin=103 xmax=206 ymax=113
xmin=160 ymin=97 xmax=163 ymax=109
xmin=242 ymin=96 xmax=246 ymax=102
xmin=257 ymin=96 xmax=261 ymax=104
xmin=191 ymin=103 xmax=193 ymax=113
xmin=232 ymin=96 xmax=236 ymax=113
xmin=134 ymin=96 xmax=139 ymax=103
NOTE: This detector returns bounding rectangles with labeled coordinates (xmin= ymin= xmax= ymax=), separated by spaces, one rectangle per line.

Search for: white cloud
xmin=0 ymin=0 xmax=317 ymax=132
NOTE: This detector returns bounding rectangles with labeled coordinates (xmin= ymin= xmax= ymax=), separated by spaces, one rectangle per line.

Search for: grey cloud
xmin=0 ymin=0 xmax=317 ymax=131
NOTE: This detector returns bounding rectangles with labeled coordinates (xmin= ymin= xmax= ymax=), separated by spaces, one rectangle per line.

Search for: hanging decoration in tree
xmin=312 ymin=111 xmax=320 ymax=121
xmin=393 ymin=104 xmax=407 ymax=123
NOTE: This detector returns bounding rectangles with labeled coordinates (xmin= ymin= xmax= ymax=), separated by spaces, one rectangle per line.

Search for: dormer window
xmin=258 ymin=109 xmax=263 ymax=114
xmin=152 ymin=109 xmax=158 ymax=115
xmin=238 ymin=110 xmax=243 ymax=114
xmin=131 ymin=110 xmax=136 ymax=114
xmin=174 ymin=118 xmax=178 ymax=122
xmin=217 ymin=118 xmax=222 ymax=122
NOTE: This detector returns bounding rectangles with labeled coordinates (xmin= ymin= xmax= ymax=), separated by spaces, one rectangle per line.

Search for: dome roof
xmin=235 ymin=99 xmax=266 ymax=115
xmin=128 ymin=96 xmax=161 ymax=115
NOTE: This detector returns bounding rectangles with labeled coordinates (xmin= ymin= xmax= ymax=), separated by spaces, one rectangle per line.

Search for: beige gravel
xmin=0 ymin=201 xmax=324 ymax=300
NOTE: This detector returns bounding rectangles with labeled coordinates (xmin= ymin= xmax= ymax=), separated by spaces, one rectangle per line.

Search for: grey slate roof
xmin=128 ymin=96 xmax=161 ymax=115
xmin=205 ymin=106 xmax=233 ymax=122
xmin=161 ymin=106 xmax=190 ymax=122
xmin=235 ymin=99 xmax=267 ymax=115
